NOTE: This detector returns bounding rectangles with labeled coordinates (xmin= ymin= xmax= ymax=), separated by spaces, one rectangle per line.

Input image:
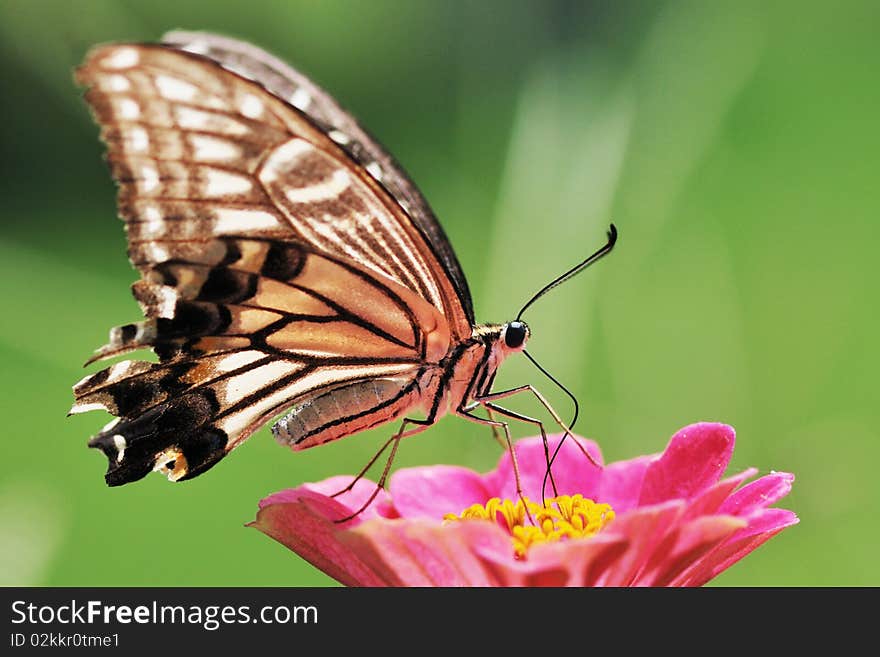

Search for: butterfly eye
xmin=503 ymin=321 xmax=529 ymax=349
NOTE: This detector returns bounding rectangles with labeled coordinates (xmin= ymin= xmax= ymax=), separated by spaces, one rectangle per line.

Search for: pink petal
xmin=641 ymin=515 xmax=747 ymax=587
xmin=486 ymin=434 xmax=604 ymax=502
xmin=638 ymin=423 xmax=735 ymax=506
xmin=461 ymin=527 xmax=629 ymax=587
xmin=730 ymin=507 xmax=800 ymax=541
xmin=388 ymin=465 xmax=492 ymax=519
xmin=596 ymin=501 xmax=685 ymax=586
xmin=687 ymin=531 xmax=785 ymax=586
xmin=260 ymin=476 xmax=394 ymax=522
xmin=676 ymin=510 xmax=799 ymax=586
xmin=598 ymin=455 xmax=652 ymax=512
xmin=342 ymin=519 xmax=513 ymax=586
xmin=719 ymin=472 xmax=795 ymax=517
xmin=672 ymin=476 xmax=798 ymax=585
xmin=518 ymin=535 xmax=630 ymax=587
xmin=250 ymin=491 xmax=389 ymax=587
xmin=681 ymin=468 xmax=758 ymax=522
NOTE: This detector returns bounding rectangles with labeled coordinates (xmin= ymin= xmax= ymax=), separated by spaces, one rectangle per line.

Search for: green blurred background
xmin=1 ymin=0 xmax=877 ymax=586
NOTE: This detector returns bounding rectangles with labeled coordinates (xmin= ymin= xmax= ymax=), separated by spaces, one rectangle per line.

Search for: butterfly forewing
xmin=162 ymin=30 xmax=474 ymax=328
xmin=72 ymin=42 xmax=461 ymax=484
xmin=78 ymin=43 xmax=470 ymax=337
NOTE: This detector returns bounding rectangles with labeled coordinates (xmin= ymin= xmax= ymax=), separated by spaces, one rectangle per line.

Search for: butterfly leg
xmin=475 ymin=385 xmax=599 ymax=467
xmin=484 ymin=407 xmax=507 ymax=449
xmin=480 ymin=402 xmax=558 ymax=501
xmin=330 ymin=435 xmax=396 ymax=498
xmin=456 ymin=408 xmax=534 ymax=524
xmin=332 ymin=418 xmax=431 ymax=524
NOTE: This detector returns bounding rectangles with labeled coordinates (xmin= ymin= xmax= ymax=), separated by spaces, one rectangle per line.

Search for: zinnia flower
xmin=251 ymin=422 xmax=797 ymax=586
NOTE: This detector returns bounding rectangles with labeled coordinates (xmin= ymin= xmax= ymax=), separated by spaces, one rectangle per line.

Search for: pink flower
xmin=251 ymin=423 xmax=797 ymax=586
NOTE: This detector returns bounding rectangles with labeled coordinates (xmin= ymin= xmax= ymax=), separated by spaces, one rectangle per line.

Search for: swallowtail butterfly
xmin=71 ymin=31 xmax=616 ymax=499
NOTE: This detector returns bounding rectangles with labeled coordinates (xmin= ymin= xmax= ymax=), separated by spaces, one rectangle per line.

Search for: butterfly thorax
xmin=419 ymin=321 xmax=529 ymax=421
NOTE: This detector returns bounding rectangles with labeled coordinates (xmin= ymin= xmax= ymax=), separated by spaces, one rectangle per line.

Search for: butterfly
xmin=71 ymin=31 xmax=617 ymax=504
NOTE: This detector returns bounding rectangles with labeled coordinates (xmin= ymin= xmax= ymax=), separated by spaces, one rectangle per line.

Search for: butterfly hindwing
xmin=72 ymin=237 xmax=447 ymax=485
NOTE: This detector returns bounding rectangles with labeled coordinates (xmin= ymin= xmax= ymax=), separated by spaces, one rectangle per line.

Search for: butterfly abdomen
xmin=272 ymin=377 xmax=421 ymax=450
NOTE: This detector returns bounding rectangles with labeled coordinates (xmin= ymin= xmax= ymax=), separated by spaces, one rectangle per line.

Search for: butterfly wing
xmin=72 ymin=42 xmax=458 ymax=485
xmin=161 ymin=30 xmax=475 ymax=329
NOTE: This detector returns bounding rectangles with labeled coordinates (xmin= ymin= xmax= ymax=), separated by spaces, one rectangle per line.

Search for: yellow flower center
xmin=444 ymin=494 xmax=615 ymax=559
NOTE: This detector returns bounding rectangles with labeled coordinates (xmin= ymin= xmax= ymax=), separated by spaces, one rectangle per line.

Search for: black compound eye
xmin=504 ymin=321 xmax=528 ymax=349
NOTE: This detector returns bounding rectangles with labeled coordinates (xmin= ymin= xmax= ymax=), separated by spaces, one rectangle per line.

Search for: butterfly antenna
xmin=516 ymin=224 xmax=618 ymax=321
xmin=523 ymin=350 xmax=580 ymax=498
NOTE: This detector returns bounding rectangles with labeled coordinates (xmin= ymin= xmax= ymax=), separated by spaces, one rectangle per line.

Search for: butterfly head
xmin=500 ymin=320 xmax=530 ymax=352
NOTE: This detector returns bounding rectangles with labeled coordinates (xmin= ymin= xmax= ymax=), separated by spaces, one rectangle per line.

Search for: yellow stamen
xmin=444 ymin=494 xmax=615 ymax=559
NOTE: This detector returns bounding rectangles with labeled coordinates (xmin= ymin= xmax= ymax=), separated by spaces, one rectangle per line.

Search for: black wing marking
xmin=70 ymin=236 xmax=436 ymax=486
